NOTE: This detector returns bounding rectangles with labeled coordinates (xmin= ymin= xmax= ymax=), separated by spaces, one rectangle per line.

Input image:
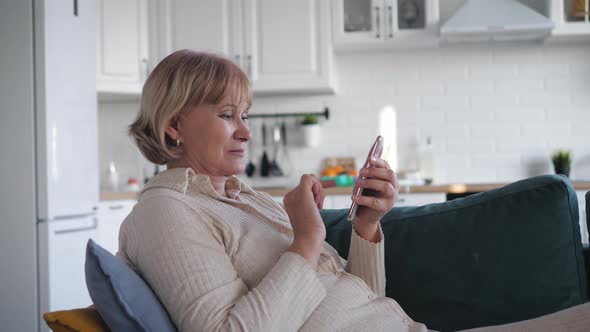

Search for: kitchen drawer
xmin=395 ymin=193 xmax=446 ymax=207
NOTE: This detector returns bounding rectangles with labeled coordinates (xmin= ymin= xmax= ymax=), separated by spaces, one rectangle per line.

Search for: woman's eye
xmin=241 ymin=115 xmax=249 ymax=121
xmin=220 ymin=114 xmax=233 ymax=120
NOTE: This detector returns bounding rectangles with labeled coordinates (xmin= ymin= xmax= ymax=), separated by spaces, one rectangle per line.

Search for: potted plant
xmin=551 ymin=150 xmax=572 ymax=177
xmin=301 ymin=113 xmax=321 ymax=147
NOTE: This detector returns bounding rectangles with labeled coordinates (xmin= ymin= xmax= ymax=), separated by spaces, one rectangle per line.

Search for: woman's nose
xmin=235 ymin=121 xmax=251 ymax=141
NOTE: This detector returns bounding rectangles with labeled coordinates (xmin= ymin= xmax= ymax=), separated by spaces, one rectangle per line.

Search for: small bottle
xmin=126 ymin=178 xmax=140 ymax=192
xmin=420 ymin=137 xmax=435 ymax=185
xmin=106 ymin=161 xmax=119 ymax=191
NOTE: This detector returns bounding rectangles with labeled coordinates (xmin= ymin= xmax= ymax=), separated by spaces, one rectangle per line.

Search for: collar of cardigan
xmin=140 ymin=167 xmax=256 ymax=199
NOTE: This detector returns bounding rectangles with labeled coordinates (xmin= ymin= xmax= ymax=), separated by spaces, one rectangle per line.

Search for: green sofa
xmin=321 ymin=174 xmax=590 ymax=332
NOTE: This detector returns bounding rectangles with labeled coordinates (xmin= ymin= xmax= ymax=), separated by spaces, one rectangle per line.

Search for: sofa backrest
xmin=321 ymin=175 xmax=587 ymax=332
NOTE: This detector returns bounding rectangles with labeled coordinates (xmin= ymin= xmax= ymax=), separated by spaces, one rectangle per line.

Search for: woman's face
xmin=174 ymin=96 xmax=251 ymax=176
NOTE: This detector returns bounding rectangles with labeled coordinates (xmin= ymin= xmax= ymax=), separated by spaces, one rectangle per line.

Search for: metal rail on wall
xmin=247 ymin=107 xmax=329 ymax=120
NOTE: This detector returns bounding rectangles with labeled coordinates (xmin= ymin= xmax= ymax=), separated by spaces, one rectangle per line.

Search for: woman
xmin=120 ymin=50 xmax=590 ymax=332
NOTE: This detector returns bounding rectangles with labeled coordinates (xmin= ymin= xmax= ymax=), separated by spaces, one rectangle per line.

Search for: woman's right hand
xmin=283 ymin=174 xmax=326 ymax=268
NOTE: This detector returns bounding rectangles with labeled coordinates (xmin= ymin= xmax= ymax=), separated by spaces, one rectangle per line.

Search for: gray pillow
xmin=85 ymin=239 xmax=177 ymax=332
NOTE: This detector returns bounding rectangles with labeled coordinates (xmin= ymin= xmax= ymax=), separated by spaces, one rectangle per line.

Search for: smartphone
xmin=347 ymin=135 xmax=385 ymax=221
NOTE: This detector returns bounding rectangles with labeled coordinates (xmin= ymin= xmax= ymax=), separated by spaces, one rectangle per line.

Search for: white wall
xmin=99 ymin=44 xmax=590 ymax=186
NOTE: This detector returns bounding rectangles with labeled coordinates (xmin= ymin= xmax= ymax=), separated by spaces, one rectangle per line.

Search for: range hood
xmin=441 ymin=0 xmax=554 ymax=43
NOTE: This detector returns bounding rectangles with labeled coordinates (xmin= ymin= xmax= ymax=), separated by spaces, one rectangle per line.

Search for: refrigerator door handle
xmin=53 ymin=217 xmax=98 ymax=235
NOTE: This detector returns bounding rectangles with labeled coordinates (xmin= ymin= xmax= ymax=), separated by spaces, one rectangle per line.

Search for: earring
xmin=176 ymin=139 xmax=181 ymax=146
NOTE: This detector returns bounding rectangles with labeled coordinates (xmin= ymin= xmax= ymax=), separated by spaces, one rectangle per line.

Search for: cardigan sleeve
xmin=119 ymin=195 xmax=326 ymax=332
xmin=344 ymin=222 xmax=386 ymax=297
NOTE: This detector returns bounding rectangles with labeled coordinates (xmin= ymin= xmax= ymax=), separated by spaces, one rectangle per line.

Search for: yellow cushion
xmin=43 ymin=306 xmax=110 ymax=332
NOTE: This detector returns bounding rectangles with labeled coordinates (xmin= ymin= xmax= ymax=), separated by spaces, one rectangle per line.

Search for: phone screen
xmin=347 ymin=136 xmax=384 ymax=221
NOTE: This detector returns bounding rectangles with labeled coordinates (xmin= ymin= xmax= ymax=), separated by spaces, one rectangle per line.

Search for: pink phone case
xmin=347 ymin=136 xmax=384 ymax=221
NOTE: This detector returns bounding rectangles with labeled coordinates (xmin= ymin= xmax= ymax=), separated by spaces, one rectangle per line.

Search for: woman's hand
xmin=283 ymin=174 xmax=326 ymax=268
xmin=351 ymin=158 xmax=399 ymax=241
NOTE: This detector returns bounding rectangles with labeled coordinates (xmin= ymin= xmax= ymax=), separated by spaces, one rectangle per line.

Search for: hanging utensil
xmin=278 ymin=121 xmax=292 ymax=176
xmin=245 ymin=138 xmax=256 ymax=177
xmin=260 ymin=122 xmax=270 ymax=177
xmin=269 ymin=123 xmax=283 ymax=176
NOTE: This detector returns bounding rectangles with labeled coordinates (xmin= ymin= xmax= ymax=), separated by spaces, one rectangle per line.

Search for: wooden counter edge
xmin=101 ymin=181 xmax=590 ymax=201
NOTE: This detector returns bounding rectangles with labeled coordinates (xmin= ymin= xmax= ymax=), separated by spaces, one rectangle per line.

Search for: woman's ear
xmin=164 ymin=115 xmax=181 ymax=141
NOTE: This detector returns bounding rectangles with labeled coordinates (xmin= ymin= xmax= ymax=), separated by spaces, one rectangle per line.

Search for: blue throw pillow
xmin=85 ymin=239 xmax=177 ymax=332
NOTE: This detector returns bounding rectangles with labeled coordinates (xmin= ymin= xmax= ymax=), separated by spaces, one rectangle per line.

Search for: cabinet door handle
xmin=375 ymin=6 xmax=381 ymax=39
xmin=234 ymin=54 xmax=241 ymax=67
xmin=108 ymin=205 xmax=124 ymax=210
xmin=54 ymin=218 xmax=98 ymax=235
xmin=388 ymin=5 xmax=393 ymax=38
xmin=246 ymin=55 xmax=252 ymax=78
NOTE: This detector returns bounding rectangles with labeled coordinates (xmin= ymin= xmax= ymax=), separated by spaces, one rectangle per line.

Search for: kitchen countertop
xmin=101 ymin=181 xmax=590 ymax=201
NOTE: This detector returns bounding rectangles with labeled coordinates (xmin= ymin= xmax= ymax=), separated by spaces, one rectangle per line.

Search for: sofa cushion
xmin=43 ymin=306 xmax=108 ymax=332
xmin=85 ymin=239 xmax=176 ymax=332
xmin=321 ymin=175 xmax=587 ymax=332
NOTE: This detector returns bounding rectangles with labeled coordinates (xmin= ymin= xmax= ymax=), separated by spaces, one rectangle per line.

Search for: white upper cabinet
xmin=546 ymin=0 xmax=590 ymax=37
xmin=155 ymin=0 xmax=335 ymax=95
xmin=242 ymin=0 xmax=336 ymax=94
xmin=333 ymin=0 xmax=440 ymax=50
xmin=96 ymin=0 xmax=149 ymax=97
xmin=161 ymin=0 xmax=231 ymax=56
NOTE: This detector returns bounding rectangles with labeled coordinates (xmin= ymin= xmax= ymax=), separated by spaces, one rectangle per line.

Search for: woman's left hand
xmin=352 ymin=158 xmax=399 ymax=226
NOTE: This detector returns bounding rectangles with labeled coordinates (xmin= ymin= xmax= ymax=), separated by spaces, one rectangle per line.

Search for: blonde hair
xmin=129 ymin=50 xmax=251 ymax=165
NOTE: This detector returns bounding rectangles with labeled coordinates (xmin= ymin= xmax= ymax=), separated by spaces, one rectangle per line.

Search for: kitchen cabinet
xmin=38 ymin=216 xmax=99 ymax=313
xmin=324 ymin=192 xmax=445 ymax=209
xmin=152 ymin=0 xmax=336 ymax=94
xmin=546 ymin=0 xmax=590 ymax=38
xmin=332 ymin=0 xmax=440 ymax=50
xmin=97 ymin=200 xmax=136 ymax=254
xmin=96 ymin=0 xmax=149 ymax=98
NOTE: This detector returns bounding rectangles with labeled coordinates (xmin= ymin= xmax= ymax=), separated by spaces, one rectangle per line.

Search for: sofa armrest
xmin=321 ymin=174 xmax=587 ymax=332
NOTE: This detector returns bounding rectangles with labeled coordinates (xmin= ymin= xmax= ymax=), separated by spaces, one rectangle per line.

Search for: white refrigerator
xmin=0 ymin=1 xmax=98 ymax=331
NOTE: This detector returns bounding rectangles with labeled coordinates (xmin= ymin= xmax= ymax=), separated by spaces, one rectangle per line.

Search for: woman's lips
xmin=228 ymin=149 xmax=245 ymax=156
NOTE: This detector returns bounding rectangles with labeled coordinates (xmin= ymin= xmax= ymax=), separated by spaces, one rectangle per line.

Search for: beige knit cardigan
xmin=117 ymin=168 xmax=426 ymax=331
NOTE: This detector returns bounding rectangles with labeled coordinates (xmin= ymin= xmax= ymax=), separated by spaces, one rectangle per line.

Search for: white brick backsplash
xmin=418 ymin=65 xmax=468 ymax=80
xmin=421 ymin=95 xmax=468 ymax=109
xmin=395 ymin=80 xmax=444 ymax=96
xmin=420 ymin=124 xmax=470 ymax=139
xmin=444 ymin=80 xmax=494 ymax=96
xmin=373 ymin=96 xmax=418 ymax=113
xmin=441 ymin=48 xmax=493 ymax=65
xmin=494 ymin=80 xmax=544 ymax=94
xmin=520 ymin=94 xmax=571 ymax=107
xmin=469 ymin=64 xmax=517 ymax=79
xmin=572 ymin=93 xmax=590 ymax=107
xmin=546 ymin=108 xmax=590 ymax=122
xmin=522 ymin=122 xmax=571 ymax=137
xmin=495 ymin=137 xmax=547 ymax=154
xmin=397 ymin=110 xmax=444 ymax=126
xmin=544 ymin=78 xmax=590 ymax=95
xmin=444 ymin=109 xmax=494 ymax=122
xmin=99 ymin=46 xmax=590 ymax=184
xmin=471 ymin=154 xmax=522 ymax=168
xmin=492 ymin=46 xmax=542 ymax=65
xmin=470 ymin=95 xmax=518 ymax=109
xmin=517 ymin=63 xmax=569 ymax=78
xmin=469 ymin=123 xmax=521 ymax=138
xmin=446 ymin=167 xmax=497 ymax=183
xmin=542 ymin=46 xmax=590 ymax=64
xmin=494 ymin=108 xmax=546 ymax=122
xmin=572 ymin=122 xmax=590 ymax=137
xmin=445 ymin=137 xmax=495 ymax=154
